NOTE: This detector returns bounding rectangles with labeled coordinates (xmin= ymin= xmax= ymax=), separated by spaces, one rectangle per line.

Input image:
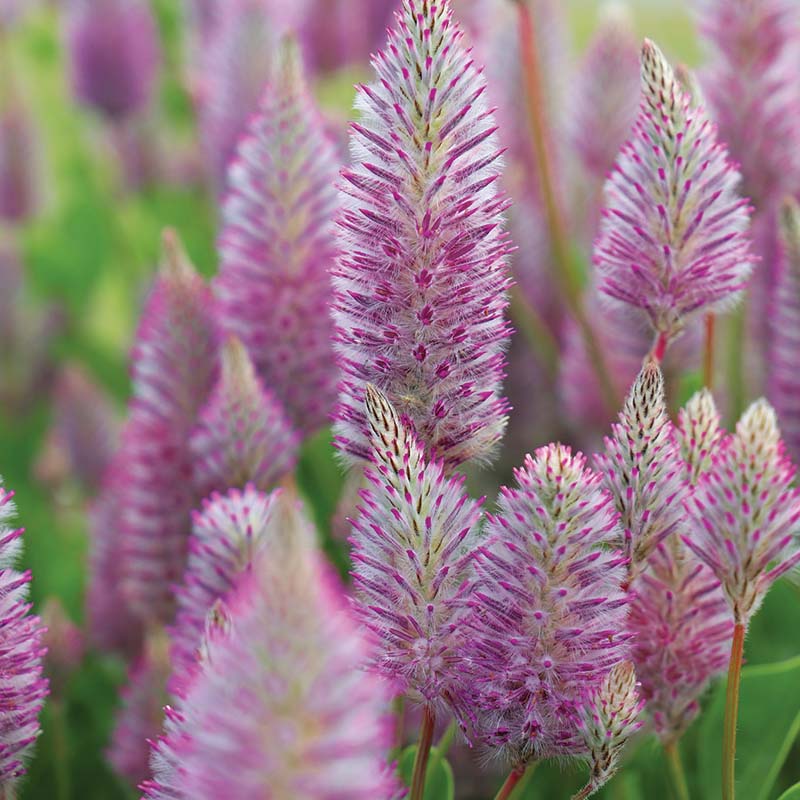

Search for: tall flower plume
xmin=119 ymin=231 xmax=217 ymax=624
xmin=594 ymin=39 xmax=753 ymax=346
xmin=349 ymin=384 xmax=482 ymax=707
xmin=143 ymin=514 xmax=397 ymax=799
xmin=189 ymin=338 xmax=298 ymax=499
xmin=332 ymin=0 xmax=512 ymax=471
xmin=465 ymin=444 xmax=630 ymax=765
xmin=0 ymin=485 xmax=48 ymax=790
xmin=685 ymin=398 xmax=800 ymax=625
xmin=214 ymin=39 xmax=340 ymax=435
xmin=595 ymin=360 xmax=687 ymax=576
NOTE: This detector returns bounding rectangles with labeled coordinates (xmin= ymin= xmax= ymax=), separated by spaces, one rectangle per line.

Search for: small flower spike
xmin=685 ymin=399 xmax=800 ymax=626
xmin=143 ymin=516 xmax=398 ymax=799
xmin=332 ymin=0 xmax=513 ymax=471
xmin=676 ymin=387 xmax=725 ymax=486
xmin=349 ymin=384 xmax=482 ymax=706
xmin=189 ymin=337 xmax=298 ymax=499
xmin=595 ymin=359 xmax=688 ymax=576
xmin=594 ymin=38 xmax=753 ymax=347
xmin=214 ymin=39 xmax=340 ymax=435
xmin=0 ymin=93 xmax=38 ymax=224
xmin=466 ymin=444 xmax=630 ymax=765
xmin=573 ymin=662 xmax=644 ymax=800
xmin=0 ymin=485 xmax=48 ymax=790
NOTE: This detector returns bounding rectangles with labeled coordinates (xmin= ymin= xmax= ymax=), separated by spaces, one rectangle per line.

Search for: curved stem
xmin=494 ymin=763 xmax=534 ymax=800
xmin=664 ymin=739 xmax=690 ymax=800
xmin=409 ymin=705 xmax=436 ymax=800
xmin=723 ymin=623 xmax=746 ymax=800
xmin=651 ymin=331 xmax=669 ymax=364
xmin=703 ymin=313 xmax=715 ymax=389
xmin=509 ymin=287 xmax=560 ymax=379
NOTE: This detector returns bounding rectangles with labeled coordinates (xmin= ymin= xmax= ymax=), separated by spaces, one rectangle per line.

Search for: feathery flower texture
xmin=594 ymin=39 xmax=753 ymax=344
xmin=333 ymin=0 xmax=512 ymax=470
xmin=215 ymin=40 xmax=340 ymax=435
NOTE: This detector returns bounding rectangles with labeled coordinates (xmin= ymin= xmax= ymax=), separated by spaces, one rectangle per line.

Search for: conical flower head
xmin=189 ymin=338 xmax=298 ymax=498
xmin=214 ymin=39 xmax=340 ymax=435
xmin=465 ymin=444 xmax=630 ymax=764
xmin=595 ymin=360 xmax=688 ymax=576
xmin=677 ymin=387 xmax=725 ymax=485
xmin=0 ymin=485 xmax=48 ymax=789
xmin=686 ymin=399 xmax=800 ymax=625
xmin=350 ymin=384 xmax=482 ymax=706
xmin=143 ymin=517 xmax=398 ymax=799
xmin=594 ymin=39 xmax=753 ymax=344
xmin=332 ymin=0 xmax=512 ymax=471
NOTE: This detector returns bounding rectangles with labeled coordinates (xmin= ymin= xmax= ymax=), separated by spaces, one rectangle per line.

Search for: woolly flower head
xmin=677 ymin=387 xmax=725 ymax=485
xmin=595 ymin=359 xmax=688 ymax=576
xmin=332 ymin=0 xmax=512 ymax=472
xmin=189 ymin=337 xmax=298 ymax=499
xmin=350 ymin=384 xmax=482 ymax=707
xmin=0 ymin=485 xmax=48 ymax=789
xmin=465 ymin=444 xmax=630 ymax=765
xmin=686 ymin=398 xmax=800 ymax=625
xmin=594 ymin=39 xmax=753 ymax=345
xmin=143 ymin=514 xmax=398 ymax=800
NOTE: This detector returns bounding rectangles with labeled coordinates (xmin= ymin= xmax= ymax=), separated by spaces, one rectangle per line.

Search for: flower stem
xmin=509 ymin=287 xmax=560 ymax=379
xmin=723 ymin=622 xmax=746 ymax=800
xmin=494 ymin=763 xmax=534 ymax=800
xmin=703 ymin=313 xmax=715 ymax=389
xmin=664 ymin=739 xmax=690 ymax=800
xmin=409 ymin=705 xmax=436 ymax=800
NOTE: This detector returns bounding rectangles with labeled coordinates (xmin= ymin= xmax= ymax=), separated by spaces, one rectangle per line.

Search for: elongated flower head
xmin=676 ymin=387 xmax=724 ymax=485
xmin=214 ymin=39 xmax=340 ymax=435
xmin=65 ymin=0 xmax=160 ymax=120
xmin=465 ymin=444 xmax=630 ymax=764
xmin=594 ymin=39 xmax=753 ymax=344
xmin=629 ymin=542 xmax=731 ymax=743
xmin=686 ymin=399 xmax=800 ymax=625
xmin=42 ymin=599 xmax=84 ymax=698
xmin=595 ymin=360 xmax=688 ymax=575
xmin=332 ymin=0 xmax=512 ymax=471
xmin=350 ymin=384 xmax=482 ymax=706
xmin=0 ymin=93 xmax=38 ymax=224
xmin=573 ymin=662 xmax=644 ymax=800
xmin=144 ymin=517 xmax=398 ymax=799
xmin=0 ymin=485 xmax=48 ymax=789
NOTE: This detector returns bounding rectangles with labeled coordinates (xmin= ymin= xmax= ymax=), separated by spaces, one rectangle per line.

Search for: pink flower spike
xmin=594 ymin=39 xmax=754 ymax=345
xmin=332 ymin=0 xmax=512 ymax=471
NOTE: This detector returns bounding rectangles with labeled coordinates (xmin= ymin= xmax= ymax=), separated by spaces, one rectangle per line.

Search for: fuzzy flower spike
xmin=594 ymin=39 xmax=753 ymax=351
xmin=333 ymin=0 xmax=512 ymax=471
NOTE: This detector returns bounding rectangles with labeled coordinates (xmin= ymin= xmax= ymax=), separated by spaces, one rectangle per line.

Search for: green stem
xmin=51 ymin=698 xmax=70 ymax=800
xmin=664 ymin=739 xmax=690 ymax=800
xmin=409 ymin=705 xmax=436 ymax=800
xmin=494 ymin=762 xmax=535 ymax=800
xmin=727 ymin=307 xmax=746 ymax=424
xmin=703 ymin=313 xmax=716 ymax=390
xmin=435 ymin=719 xmax=457 ymax=757
xmin=723 ymin=623 xmax=746 ymax=800
xmin=509 ymin=287 xmax=560 ymax=379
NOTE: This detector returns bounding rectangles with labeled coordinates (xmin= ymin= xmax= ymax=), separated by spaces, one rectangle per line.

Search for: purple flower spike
xmin=0 ymin=94 xmax=38 ymax=224
xmin=677 ymin=387 xmax=725 ymax=486
xmin=685 ymin=398 xmax=800 ymax=626
xmin=350 ymin=384 xmax=482 ymax=707
xmin=214 ymin=39 xmax=340 ymax=436
xmin=332 ymin=0 xmax=513 ymax=471
xmin=65 ymin=0 xmax=160 ymax=121
xmin=594 ymin=39 xmax=754 ymax=345
xmin=595 ymin=359 xmax=688 ymax=576
xmin=190 ymin=338 xmax=298 ymax=499
xmin=465 ymin=444 xmax=630 ymax=766
xmin=0 ymin=486 xmax=48 ymax=790
xmin=573 ymin=662 xmax=644 ymax=800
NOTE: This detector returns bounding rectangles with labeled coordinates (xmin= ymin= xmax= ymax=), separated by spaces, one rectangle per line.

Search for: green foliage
xmin=398 ymin=745 xmax=455 ymax=800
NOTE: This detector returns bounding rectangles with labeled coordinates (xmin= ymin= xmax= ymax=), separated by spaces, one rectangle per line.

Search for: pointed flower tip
xmin=160 ymin=228 xmax=195 ymax=282
xmin=220 ymin=335 xmax=258 ymax=393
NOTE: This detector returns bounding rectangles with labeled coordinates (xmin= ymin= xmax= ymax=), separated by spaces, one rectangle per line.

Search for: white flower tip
xmin=220 ymin=335 xmax=259 ymax=395
xmin=160 ymin=228 xmax=196 ymax=282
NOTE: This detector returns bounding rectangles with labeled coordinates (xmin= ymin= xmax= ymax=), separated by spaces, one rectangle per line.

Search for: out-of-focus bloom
xmin=594 ymin=39 xmax=753 ymax=345
xmin=677 ymin=387 xmax=725 ymax=486
xmin=595 ymin=360 xmax=687 ymax=576
xmin=189 ymin=338 xmax=298 ymax=498
xmin=42 ymin=598 xmax=84 ymax=697
xmin=333 ymin=0 xmax=512 ymax=471
xmin=697 ymin=0 xmax=800 ymax=210
xmin=119 ymin=232 xmax=217 ymax=624
xmin=0 ymin=485 xmax=48 ymax=789
xmin=0 ymin=94 xmax=38 ymax=224
xmin=685 ymin=399 xmax=800 ymax=625
xmin=769 ymin=199 xmax=800 ymax=465
xmin=143 ymin=515 xmax=397 ymax=799
xmin=65 ymin=0 xmax=160 ymax=121
xmin=215 ymin=40 xmax=339 ymax=435
xmin=350 ymin=385 xmax=482 ymax=706
xmin=573 ymin=662 xmax=643 ymax=800
xmin=465 ymin=444 xmax=630 ymax=765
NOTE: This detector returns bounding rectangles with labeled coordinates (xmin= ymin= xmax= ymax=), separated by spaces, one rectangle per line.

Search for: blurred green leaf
xmin=778 ymin=783 xmax=800 ymax=800
xmin=398 ymin=744 xmax=455 ymax=800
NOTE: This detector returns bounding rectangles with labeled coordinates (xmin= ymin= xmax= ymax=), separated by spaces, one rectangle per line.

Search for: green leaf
xmin=398 ymin=745 xmax=455 ymax=800
xmin=778 ymin=783 xmax=800 ymax=800
xmin=698 ymin=654 xmax=800 ymax=800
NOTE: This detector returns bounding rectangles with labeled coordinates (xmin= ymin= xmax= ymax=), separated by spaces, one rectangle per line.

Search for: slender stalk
xmin=409 ymin=705 xmax=436 ymax=800
xmin=664 ymin=740 xmax=690 ymax=800
xmin=727 ymin=307 xmax=746 ymax=424
xmin=494 ymin=763 xmax=534 ymax=800
xmin=514 ymin=0 xmax=619 ymax=415
xmin=392 ymin=695 xmax=406 ymax=753
xmin=703 ymin=313 xmax=715 ymax=389
xmin=509 ymin=287 xmax=560 ymax=378
xmin=51 ymin=699 xmax=70 ymax=800
xmin=651 ymin=331 xmax=669 ymax=364
xmin=722 ymin=623 xmax=746 ymax=800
